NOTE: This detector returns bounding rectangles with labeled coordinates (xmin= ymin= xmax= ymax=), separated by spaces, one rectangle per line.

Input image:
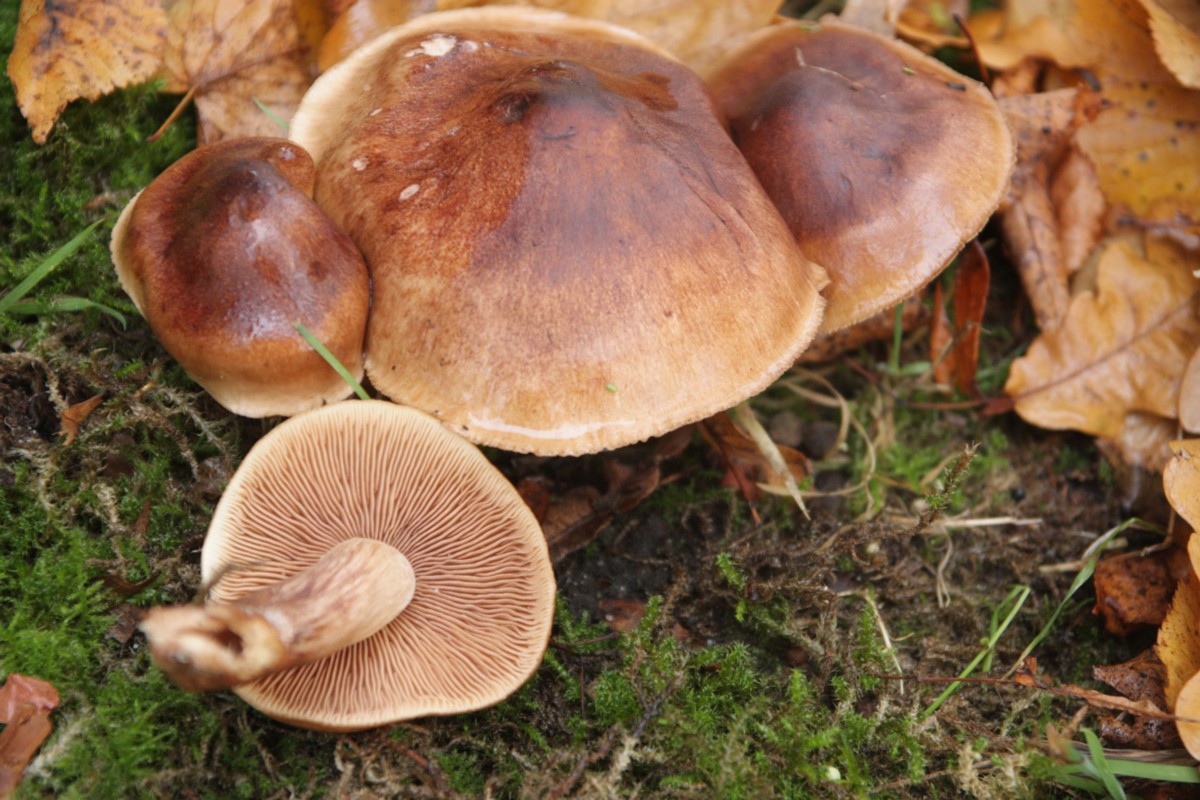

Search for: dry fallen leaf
xmin=997 ymin=88 xmax=1102 ymax=329
xmin=1180 ymin=354 xmax=1200 ymax=433
xmin=700 ymin=411 xmax=809 ymax=505
xmin=1157 ymin=564 xmax=1200 ymax=710
xmin=1005 ymin=235 xmax=1200 ymax=444
xmin=59 ymin=393 xmax=103 ymax=446
xmin=1093 ymin=649 xmax=1182 ymax=749
xmin=0 ymin=674 xmax=60 ymax=798
xmin=1050 ymin=146 xmax=1108 ymax=277
xmin=7 ymin=0 xmax=167 ymax=144
xmin=160 ymin=0 xmax=315 ymax=143
xmin=968 ymin=0 xmax=1173 ymax=82
xmin=1138 ymin=0 xmax=1200 ymax=89
xmin=1074 ymin=80 xmax=1200 ymax=227
xmin=932 ymin=241 xmax=989 ymax=396
xmin=1093 ymin=547 xmax=1187 ymax=635
xmin=1164 ymin=440 xmax=1200 ymax=530
xmin=317 ymin=0 xmax=780 ymax=76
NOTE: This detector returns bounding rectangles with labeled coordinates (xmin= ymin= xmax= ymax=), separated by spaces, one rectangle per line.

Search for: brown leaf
xmin=1098 ymin=410 xmax=1180 ymax=472
xmin=700 ymin=412 xmax=810 ymax=504
xmin=949 ymin=241 xmax=990 ymax=396
xmin=968 ymin=0 xmax=1174 ymax=83
xmin=1180 ymin=353 xmax=1200 ymax=433
xmin=1138 ymin=0 xmax=1200 ymax=89
xmin=1165 ymin=440 xmax=1200 ymax=531
xmin=543 ymin=486 xmax=609 ymax=563
xmin=1050 ymin=146 xmax=1108 ymax=277
xmin=1005 ymin=236 xmax=1200 ymax=441
xmin=1175 ymin=668 xmax=1200 ymax=758
xmin=0 ymin=674 xmax=60 ymax=799
xmin=7 ymin=0 xmax=166 ymax=143
xmin=1156 ymin=568 xmax=1200 ymax=710
xmin=997 ymin=88 xmax=1103 ymax=329
xmin=161 ymin=0 xmax=314 ymax=143
xmin=58 ymin=393 xmax=103 ymax=446
xmin=1093 ymin=548 xmax=1183 ymax=634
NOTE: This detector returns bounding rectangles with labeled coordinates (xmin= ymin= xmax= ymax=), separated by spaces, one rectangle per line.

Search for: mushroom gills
xmin=141 ymin=538 xmax=414 ymax=692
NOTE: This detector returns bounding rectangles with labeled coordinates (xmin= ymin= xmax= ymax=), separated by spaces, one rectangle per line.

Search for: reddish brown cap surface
xmin=290 ymin=8 xmax=828 ymax=455
xmin=201 ymin=400 xmax=555 ymax=731
xmin=110 ymin=138 xmax=370 ymax=417
xmin=710 ymin=20 xmax=1015 ymax=333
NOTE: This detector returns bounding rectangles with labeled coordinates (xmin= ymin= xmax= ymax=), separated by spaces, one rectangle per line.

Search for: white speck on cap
xmin=399 ymin=184 xmax=420 ymax=200
xmin=352 ymin=157 xmax=368 ymax=171
xmin=406 ymin=34 xmax=457 ymax=58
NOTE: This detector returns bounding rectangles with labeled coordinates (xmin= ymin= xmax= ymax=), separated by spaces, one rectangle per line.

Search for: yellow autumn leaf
xmin=1005 ymin=235 xmax=1200 ymax=440
xmin=1164 ymin=440 xmax=1200 ymax=532
xmin=1139 ymin=0 xmax=1200 ymax=89
xmin=7 ymin=0 xmax=167 ymax=144
xmin=1074 ymin=80 xmax=1200 ymax=225
xmin=161 ymin=0 xmax=314 ymax=143
xmin=1156 ymin=566 xmax=1200 ymax=712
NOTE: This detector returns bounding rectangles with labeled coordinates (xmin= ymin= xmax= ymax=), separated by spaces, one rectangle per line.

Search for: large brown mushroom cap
xmin=709 ymin=20 xmax=1015 ymax=333
xmin=290 ymin=8 xmax=828 ymax=455
xmin=200 ymin=400 xmax=555 ymax=731
xmin=110 ymin=138 xmax=370 ymax=417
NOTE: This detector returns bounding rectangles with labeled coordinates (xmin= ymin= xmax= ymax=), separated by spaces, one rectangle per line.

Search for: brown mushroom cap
xmin=110 ymin=137 xmax=370 ymax=417
xmin=709 ymin=20 xmax=1015 ymax=333
xmin=289 ymin=8 xmax=828 ymax=455
xmin=199 ymin=400 xmax=555 ymax=731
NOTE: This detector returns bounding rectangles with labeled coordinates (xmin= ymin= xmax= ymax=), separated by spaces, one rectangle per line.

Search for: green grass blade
xmin=0 ymin=221 xmax=102 ymax=315
xmin=922 ymin=585 xmax=1029 ymax=718
xmin=253 ymin=98 xmax=289 ymax=133
xmin=293 ymin=321 xmax=369 ymax=401
xmin=7 ymin=296 xmax=128 ymax=327
xmin=1082 ymin=729 xmax=1128 ymax=800
xmin=1006 ymin=518 xmax=1156 ymax=677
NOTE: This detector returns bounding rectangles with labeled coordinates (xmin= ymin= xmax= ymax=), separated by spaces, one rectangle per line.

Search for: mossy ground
xmin=0 ymin=5 xmax=1153 ymax=798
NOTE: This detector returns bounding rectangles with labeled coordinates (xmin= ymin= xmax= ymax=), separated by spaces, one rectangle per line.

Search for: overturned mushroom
xmin=141 ymin=400 xmax=555 ymax=731
xmin=709 ymin=19 xmax=1015 ymax=333
xmin=110 ymin=137 xmax=370 ymax=417
xmin=289 ymin=7 xmax=828 ymax=455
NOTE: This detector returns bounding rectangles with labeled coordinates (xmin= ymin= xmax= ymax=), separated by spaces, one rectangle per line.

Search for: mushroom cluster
xmin=111 ymin=8 xmax=1014 ymax=455
xmin=141 ymin=400 xmax=555 ymax=731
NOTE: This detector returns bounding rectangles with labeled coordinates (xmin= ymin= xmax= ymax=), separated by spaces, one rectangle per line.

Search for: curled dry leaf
xmin=1093 ymin=649 xmax=1181 ymax=750
xmin=1005 ymin=235 xmax=1200 ymax=445
xmin=700 ymin=411 xmax=809 ymax=505
xmin=1138 ymin=0 xmax=1200 ymax=89
xmin=161 ymin=0 xmax=315 ymax=143
xmin=316 ymin=0 xmax=780 ymax=76
xmin=1156 ymin=568 xmax=1200 ymax=712
xmin=58 ymin=393 xmax=103 ymax=446
xmin=7 ymin=0 xmax=167 ymax=144
xmin=1050 ymin=147 xmax=1107 ymax=277
xmin=1164 ymin=440 xmax=1200 ymax=530
xmin=930 ymin=241 xmax=989 ymax=396
xmin=997 ymin=88 xmax=1103 ymax=330
xmin=967 ymin=0 xmax=1173 ymax=82
xmin=0 ymin=674 xmax=60 ymax=798
xmin=1093 ymin=546 xmax=1188 ymax=635
xmin=1181 ymin=354 xmax=1200 ymax=433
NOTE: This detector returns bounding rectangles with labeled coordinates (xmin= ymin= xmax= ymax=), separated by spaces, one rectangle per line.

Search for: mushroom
xmin=708 ymin=19 xmax=1015 ymax=333
xmin=110 ymin=137 xmax=370 ymax=417
xmin=140 ymin=400 xmax=555 ymax=731
xmin=288 ymin=7 xmax=829 ymax=456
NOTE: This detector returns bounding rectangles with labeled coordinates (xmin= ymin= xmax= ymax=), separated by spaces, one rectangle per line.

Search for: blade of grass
xmin=293 ymin=322 xmax=369 ymax=400
xmin=1082 ymin=729 xmax=1128 ymax=800
xmin=921 ymin=584 xmax=1029 ymax=718
xmin=1005 ymin=518 xmax=1155 ymax=677
xmin=6 ymin=297 xmax=127 ymax=327
xmin=253 ymin=98 xmax=289 ymax=133
xmin=0 ymin=221 xmax=102 ymax=315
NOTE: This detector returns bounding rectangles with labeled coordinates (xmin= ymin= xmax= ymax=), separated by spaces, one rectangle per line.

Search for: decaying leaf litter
xmin=3 ymin=0 xmax=1200 ymax=796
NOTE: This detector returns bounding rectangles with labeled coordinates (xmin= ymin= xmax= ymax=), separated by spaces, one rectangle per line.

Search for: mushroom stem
xmin=141 ymin=538 xmax=415 ymax=691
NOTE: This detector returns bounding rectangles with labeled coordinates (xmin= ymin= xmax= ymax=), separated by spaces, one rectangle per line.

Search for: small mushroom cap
xmin=202 ymin=400 xmax=555 ymax=731
xmin=709 ymin=20 xmax=1015 ymax=333
xmin=290 ymin=8 xmax=828 ymax=455
xmin=110 ymin=137 xmax=370 ymax=417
